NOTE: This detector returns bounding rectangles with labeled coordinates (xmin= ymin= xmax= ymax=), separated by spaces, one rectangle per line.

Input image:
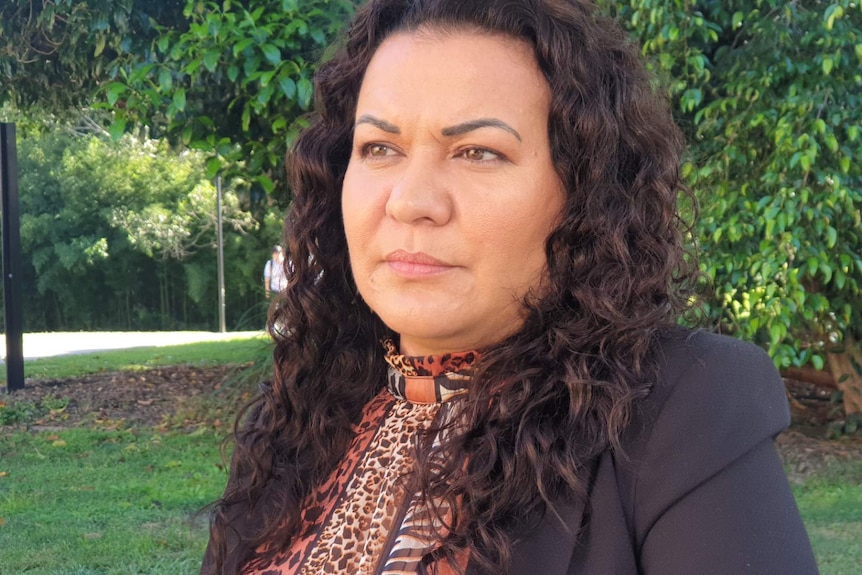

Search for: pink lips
xmin=385 ymin=250 xmax=454 ymax=277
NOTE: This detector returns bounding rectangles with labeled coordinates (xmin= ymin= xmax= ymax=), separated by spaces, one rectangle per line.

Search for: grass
xmin=0 ymin=335 xmax=269 ymax=573
xmin=2 ymin=334 xmax=271 ymax=383
xmin=792 ymin=462 xmax=862 ymax=574
xmin=0 ymin=428 xmax=226 ymax=574
xmin=1 ymin=335 xmax=861 ymax=573
xmin=3 ymin=430 xmax=859 ymax=575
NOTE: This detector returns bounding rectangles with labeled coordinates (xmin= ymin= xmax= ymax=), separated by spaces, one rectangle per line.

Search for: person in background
xmin=202 ymin=1 xmax=819 ymax=573
xmin=263 ymin=245 xmax=286 ymax=300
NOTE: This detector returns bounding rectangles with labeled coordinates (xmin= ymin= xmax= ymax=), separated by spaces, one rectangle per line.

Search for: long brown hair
xmin=205 ymin=1 xmax=696 ymax=573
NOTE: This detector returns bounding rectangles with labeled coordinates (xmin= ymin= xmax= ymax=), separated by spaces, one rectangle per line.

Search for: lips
xmin=385 ymin=250 xmax=454 ymax=276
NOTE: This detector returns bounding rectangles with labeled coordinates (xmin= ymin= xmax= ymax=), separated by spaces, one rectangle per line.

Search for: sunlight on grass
xmin=0 ymin=335 xmax=264 ymax=572
xmin=2 ymin=333 xmax=271 ymax=383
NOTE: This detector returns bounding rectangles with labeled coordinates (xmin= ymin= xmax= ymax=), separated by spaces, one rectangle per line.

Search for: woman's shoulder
xmin=654 ymin=326 xmax=776 ymax=372
xmin=647 ymin=328 xmax=786 ymax=413
xmin=606 ymin=328 xmax=798 ymax=556
xmin=618 ymin=327 xmax=790 ymax=477
xmin=619 ymin=327 xmax=790 ymax=489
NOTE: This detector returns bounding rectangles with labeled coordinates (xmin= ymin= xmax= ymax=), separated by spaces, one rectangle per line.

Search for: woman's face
xmin=342 ymin=30 xmax=565 ymax=356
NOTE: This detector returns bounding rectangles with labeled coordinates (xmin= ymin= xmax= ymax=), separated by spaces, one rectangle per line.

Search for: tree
xmin=9 ymin=124 xmax=257 ymax=331
xmin=0 ymin=1 xmax=354 ymax=330
xmin=0 ymin=0 xmax=355 ymax=200
xmin=599 ymin=0 xmax=862 ymax=414
xmin=0 ymin=1 xmax=186 ymax=111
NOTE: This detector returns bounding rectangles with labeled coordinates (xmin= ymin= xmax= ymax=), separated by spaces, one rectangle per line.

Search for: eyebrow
xmin=355 ymin=114 xmax=400 ymax=134
xmin=355 ymin=114 xmax=522 ymax=142
xmin=441 ymin=118 xmax=522 ymax=142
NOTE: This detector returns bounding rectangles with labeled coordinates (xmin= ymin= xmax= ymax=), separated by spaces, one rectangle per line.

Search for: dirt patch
xmin=777 ymin=430 xmax=862 ymax=484
xmin=780 ymin=377 xmax=862 ymax=482
xmin=3 ymin=367 xmax=861 ymax=481
xmin=0 ymin=364 xmax=243 ymax=431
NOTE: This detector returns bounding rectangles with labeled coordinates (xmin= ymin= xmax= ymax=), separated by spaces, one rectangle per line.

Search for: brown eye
xmin=366 ymin=144 xmax=390 ymax=157
xmin=462 ymin=147 xmax=499 ymax=162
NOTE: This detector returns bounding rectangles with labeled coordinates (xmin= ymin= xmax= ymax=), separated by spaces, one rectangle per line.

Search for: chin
xmin=378 ymin=315 xmax=450 ymax=339
xmin=375 ymin=315 xmax=461 ymax=351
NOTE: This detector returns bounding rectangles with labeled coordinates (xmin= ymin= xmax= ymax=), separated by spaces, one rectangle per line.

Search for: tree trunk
xmin=826 ymin=333 xmax=862 ymax=415
xmin=781 ymin=366 xmax=837 ymax=389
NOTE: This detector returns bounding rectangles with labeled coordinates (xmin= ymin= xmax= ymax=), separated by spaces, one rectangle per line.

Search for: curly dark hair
xmin=204 ymin=0 xmax=696 ymax=573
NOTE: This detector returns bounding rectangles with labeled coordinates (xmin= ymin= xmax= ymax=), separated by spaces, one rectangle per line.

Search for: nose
xmin=385 ymin=154 xmax=453 ymax=226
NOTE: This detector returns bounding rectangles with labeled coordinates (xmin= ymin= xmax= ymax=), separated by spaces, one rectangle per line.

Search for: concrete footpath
xmin=0 ymin=331 xmax=264 ymax=363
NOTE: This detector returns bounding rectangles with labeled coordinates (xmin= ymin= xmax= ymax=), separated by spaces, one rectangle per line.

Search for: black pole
xmin=0 ymin=123 xmax=24 ymax=392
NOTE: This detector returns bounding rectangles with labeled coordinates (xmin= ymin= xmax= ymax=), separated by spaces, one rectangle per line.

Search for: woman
xmin=203 ymin=0 xmax=818 ymax=573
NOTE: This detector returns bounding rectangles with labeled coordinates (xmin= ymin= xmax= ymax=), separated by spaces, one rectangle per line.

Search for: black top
xmin=499 ymin=330 xmax=818 ymax=574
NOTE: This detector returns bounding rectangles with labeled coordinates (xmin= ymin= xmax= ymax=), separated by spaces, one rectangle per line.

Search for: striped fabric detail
xmin=380 ymin=400 xmax=463 ymax=575
xmin=383 ymin=338 xmax=476 ymax=404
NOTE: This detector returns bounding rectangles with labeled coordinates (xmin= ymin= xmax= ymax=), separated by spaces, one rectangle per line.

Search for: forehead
xmin=356 ymin=29 xmax=551 ymax=124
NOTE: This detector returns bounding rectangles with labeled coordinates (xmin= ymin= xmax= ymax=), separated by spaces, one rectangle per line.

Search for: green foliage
xmin=826 ymin=412 xmax=862 ymax=439
xmin=0 ymin=0 xmax=355 ymax=201
xmin=0 ymin=1 xmax=187 ymax=110
xmin=0 ymin=400 xmax=39 ymax=425
xmin=601 ymin=1 xmax=862 ymax=371
xmin=0 ymin=2 xmax=352 ymax=329
xmin=0 ymin=394 xmax=68 ymax=425
xmin=9 ymin=125 xmax=262 ymax=330
xmin=103 ymin=0 xmax=354 ymax=198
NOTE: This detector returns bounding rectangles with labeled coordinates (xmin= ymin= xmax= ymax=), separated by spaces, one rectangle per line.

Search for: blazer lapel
xmin=508 ymin=498 xmax=586 ymax=575
xmin=464 ymin=497 xmax=586 ymax=575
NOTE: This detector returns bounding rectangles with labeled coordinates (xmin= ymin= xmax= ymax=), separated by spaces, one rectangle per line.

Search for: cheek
xmin=341 ymin=174 xmax=376 ymax=256
xmin=343 ymin=194 xmax=393 ymax=294
xmin=485 ymin=192 xmax=562 ymax=286
xmin=481 ymin=190 xmax=561 ymax=251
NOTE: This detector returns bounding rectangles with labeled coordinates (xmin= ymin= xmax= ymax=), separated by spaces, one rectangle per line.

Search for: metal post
xmin=0 ymin=123 xmax=24 ymax=392
xmin=216 ymin=175 xmax=226 ymax=333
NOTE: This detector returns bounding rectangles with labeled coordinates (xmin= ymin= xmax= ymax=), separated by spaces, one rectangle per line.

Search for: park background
xmin=1 ymin=0 xmax=861 ymax=414
xmin=0 ymin=1 xmax=861 ymax=572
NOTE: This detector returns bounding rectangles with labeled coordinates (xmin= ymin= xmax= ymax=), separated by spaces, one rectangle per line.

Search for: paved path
xmin=0 ymin=331 xmax=264 ymax=362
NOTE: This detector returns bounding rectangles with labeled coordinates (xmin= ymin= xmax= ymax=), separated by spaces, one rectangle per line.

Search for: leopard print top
xmin=245 ymin=339 xmax=479 ymax=575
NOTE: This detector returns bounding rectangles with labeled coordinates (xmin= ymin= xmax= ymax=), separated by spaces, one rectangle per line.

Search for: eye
xmin=360 ymin=143 xmax=394 ymax=158
xmin=459 ymin=147 xmax=502 ymax=162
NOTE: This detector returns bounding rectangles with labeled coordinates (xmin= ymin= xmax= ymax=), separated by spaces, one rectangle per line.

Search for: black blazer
xmin=495 ymin=331 xmax=819 ymax=574
xmin=204 ymin=331 xmax=819 ymax=574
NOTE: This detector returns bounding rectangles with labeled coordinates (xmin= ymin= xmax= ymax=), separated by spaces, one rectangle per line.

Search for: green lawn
xmin=0 ymin=336 xmax=258 ymax=574
xmin=1 ymin=336 xmax=861 ymax=573
xmin=2 ymin=334 xmax=270 ymax=383
xmin=0 ymin=428 xmax=224 ymax=574
xmin=793 ymin=462 xmax=862 ymax=575
xmin=3 ymin=436 xmax=859 ymax=575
